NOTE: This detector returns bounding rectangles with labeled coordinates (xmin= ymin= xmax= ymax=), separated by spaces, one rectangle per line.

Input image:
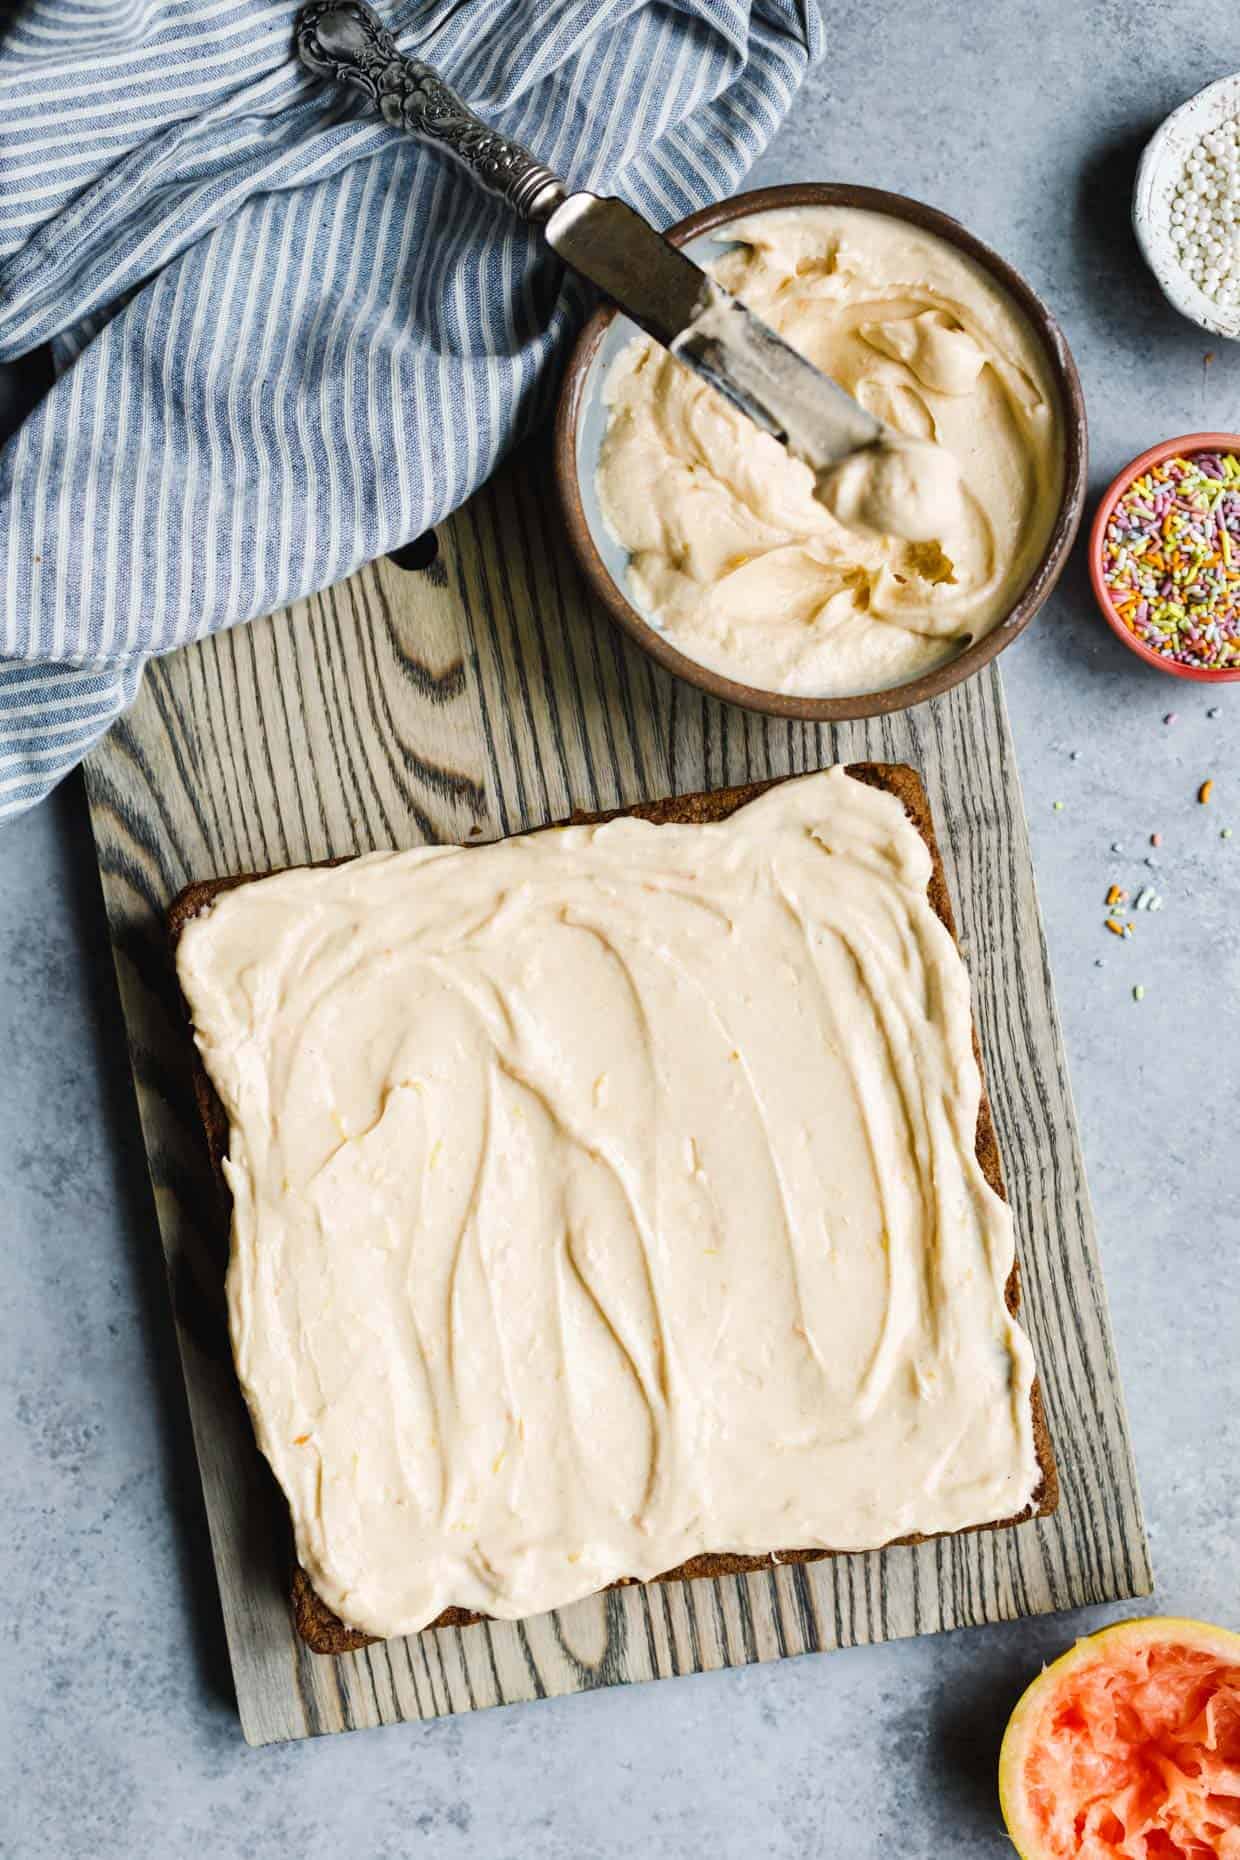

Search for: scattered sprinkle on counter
xmin=1087 ymin=778 xmax=1240 ymax=979
xmin=1164 ymin=712 xmax=1179 ymax=724
xmin=1133 ymin=985 xmax=1146 ymax=1002
xmin=1207 ymin=706 xmax=1221 ymax=718
xmin=1103 ymin=454 xmax=1240 ymax=670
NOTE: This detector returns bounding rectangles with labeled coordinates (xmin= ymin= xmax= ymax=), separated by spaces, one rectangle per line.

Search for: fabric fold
xmin=0 ymin=0 xmax=822 ymax=818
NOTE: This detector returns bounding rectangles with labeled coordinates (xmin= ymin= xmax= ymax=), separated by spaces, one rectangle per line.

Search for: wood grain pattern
xmin=82 ymin=434 xmax=1151 ymax=1747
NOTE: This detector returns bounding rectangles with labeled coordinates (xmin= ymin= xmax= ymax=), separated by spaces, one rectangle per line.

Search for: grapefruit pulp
xmin=999 ymin=1616 xmax=1240 ymax=1859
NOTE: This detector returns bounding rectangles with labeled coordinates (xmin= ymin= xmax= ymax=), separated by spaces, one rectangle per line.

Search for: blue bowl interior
xmin=574 ymin=230 xmax=741 ymax=622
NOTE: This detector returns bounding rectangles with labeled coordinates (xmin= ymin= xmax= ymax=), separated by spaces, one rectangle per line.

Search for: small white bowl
xmin=1134 ymin=70 xmax=1240 ymax=341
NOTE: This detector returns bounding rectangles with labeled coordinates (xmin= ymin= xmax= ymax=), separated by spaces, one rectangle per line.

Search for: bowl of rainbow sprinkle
xmin=1090 ymin=434 xmax=1240 ymax=681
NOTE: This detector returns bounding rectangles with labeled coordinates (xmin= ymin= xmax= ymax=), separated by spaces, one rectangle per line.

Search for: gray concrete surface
xmin=3 ymin=4 xmax=1239 ymax=1855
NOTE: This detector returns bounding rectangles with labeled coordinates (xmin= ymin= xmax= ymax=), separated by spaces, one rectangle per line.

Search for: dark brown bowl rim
xmin=553 ymin=182 xmax=1089 ymax=722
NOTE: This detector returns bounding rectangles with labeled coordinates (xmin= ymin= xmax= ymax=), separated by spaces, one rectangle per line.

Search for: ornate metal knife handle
xmin=296 ymin=1 xmax=566 ymax=222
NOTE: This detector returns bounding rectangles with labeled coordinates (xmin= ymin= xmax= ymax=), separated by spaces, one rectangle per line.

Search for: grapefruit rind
xmin=999 ymin=1616 xmax=1240 ymax=1860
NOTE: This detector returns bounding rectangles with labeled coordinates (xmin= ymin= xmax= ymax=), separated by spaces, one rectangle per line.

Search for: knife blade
xmin=545 ymin=192 xmax=883 ymax=473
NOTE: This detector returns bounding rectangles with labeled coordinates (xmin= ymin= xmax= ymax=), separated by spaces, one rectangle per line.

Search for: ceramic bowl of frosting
xmin=554 ymin=182 xmax=1088 ymax=722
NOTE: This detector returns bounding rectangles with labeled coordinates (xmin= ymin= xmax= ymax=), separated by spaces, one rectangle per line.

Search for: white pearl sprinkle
xmin=1170 ymin=112 xmax=1240 ymax=309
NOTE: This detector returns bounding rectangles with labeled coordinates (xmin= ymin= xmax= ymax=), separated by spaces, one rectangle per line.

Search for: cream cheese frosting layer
xmin=177 ymin=769 xmax=1041 ymax=1640
xmin=596 ymin=206 xmax=1065 ymax=697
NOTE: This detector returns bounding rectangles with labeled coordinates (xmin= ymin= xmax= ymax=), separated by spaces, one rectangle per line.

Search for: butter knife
xmin=295 ymin=0 xmax=882 ymax=472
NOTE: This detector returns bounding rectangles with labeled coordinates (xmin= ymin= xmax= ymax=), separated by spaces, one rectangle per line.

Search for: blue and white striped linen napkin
xmin=0 ymin=0 xmax=823 ymax=819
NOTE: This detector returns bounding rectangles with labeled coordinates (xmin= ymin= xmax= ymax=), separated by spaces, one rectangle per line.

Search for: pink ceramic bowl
xmin=1089 ymin=432 xmax=1240 ymax=683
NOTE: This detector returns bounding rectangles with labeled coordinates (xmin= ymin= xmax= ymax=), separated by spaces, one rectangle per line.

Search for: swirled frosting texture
xmin=597 ymin=207 xmax=1064 ymax=696
xmin=177 ymin=770 xmax=1040 ymax=1640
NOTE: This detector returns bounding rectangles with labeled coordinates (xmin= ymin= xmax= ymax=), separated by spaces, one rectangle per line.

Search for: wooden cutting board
xmin=82 ymin=436 xmax=1151 ymax=1746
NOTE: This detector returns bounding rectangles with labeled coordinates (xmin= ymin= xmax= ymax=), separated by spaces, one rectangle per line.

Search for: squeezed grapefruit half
xmin=999 ymin=1617 xmax=1240 ymax=1859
